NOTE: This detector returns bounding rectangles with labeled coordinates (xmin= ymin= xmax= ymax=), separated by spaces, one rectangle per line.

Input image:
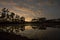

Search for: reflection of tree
xmin=31 ymin=24 xmax=46 ymax=30
xmin=0 ymin=24 xmax=26 ymax=34
xmin=38 ymin=25 xmax=46 ymax=30
xmin=19 ymin=24 xmax=25 ymax=31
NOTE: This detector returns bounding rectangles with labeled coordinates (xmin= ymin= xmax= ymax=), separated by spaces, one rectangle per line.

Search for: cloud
xmin=7 ymin=5 xmax=37 ymax=19
xmin=0 ymin=0 xmax=42 ymax=19
xmin=0 ymin=0 xmax=60 ymax=19
xmin=13 ymin=6 xmax=36 ymax=17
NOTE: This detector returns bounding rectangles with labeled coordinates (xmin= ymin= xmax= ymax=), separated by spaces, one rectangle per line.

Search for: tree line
xmin=0 ymin=8 xmax=25 ymax=22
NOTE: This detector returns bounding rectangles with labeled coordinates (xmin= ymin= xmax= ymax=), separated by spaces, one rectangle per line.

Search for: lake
xmin=0 ymin=24 xmax=60 ymax=40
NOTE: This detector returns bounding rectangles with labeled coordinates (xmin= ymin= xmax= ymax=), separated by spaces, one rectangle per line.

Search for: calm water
xmin=0 ymin=24 xmax=60 ymax=40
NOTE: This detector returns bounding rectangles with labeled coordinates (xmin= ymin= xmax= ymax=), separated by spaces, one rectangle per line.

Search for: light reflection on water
xmin=25 ymin=26 xmax=33 ymax=30
xmin=0 ymin=24 xmax=60 ymax=40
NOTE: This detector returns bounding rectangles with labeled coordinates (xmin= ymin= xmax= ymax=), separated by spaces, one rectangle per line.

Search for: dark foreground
xmin=0 ymin=31 xmax=34 ymax=40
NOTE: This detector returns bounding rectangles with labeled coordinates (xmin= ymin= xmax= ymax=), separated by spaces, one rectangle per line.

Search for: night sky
xmin=0 ymin=0 xmax=60 ymax=21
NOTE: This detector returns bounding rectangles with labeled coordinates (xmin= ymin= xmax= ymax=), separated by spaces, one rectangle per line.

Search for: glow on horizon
xmin=25 ymin=18 xmax=32 ymax=22
xmin=8 ymin=7 xmax=36 ymax=22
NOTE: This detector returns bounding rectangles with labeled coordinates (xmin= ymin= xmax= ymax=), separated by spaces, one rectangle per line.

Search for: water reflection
xmin=0 ymin=24 xmax=60 ymax=33
xmin=25 ymin=26 xmax=33 ymax=30
xmin=0 ymin=24 xmax=47 ymax=33
xmin=0 ymin=24 xmax=60 ymax=40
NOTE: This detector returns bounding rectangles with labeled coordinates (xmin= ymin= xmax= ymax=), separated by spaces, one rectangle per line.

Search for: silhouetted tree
xmin=32 ymin=19 xmax=38 ymax=22
xmin=1 ymin=8 xmax=6 ymax=18
xmin=14 ymin=15 xmax=20 ymax=22
xmin=10 ymin=12 xmax=15 ymax=18
xmin=20 ymin=17 xmax=25 ymax=23
xmin=20 ymin=17 xmax=25 ymax=21
xmin=6 ymin=9 xmax=9 ymax=18
xmin=38 ymin=17 xmax=46 ymax=22
xmin=16 ymin=15 xmax=20 ymax=19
